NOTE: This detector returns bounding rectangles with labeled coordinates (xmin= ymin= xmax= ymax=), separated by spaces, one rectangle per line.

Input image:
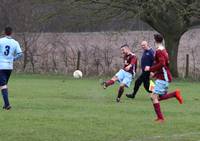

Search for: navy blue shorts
xmin=0 ymin=70 xmax=12 ymax=86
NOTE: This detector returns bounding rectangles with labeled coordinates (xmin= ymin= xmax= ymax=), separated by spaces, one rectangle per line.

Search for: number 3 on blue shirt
xmin=4 ymin=45 xmax=10 ymax=56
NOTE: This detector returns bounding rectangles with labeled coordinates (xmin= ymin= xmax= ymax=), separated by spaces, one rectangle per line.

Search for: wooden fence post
xmin=185 ymin=54 xmax=189 ymax=78
xmin=76 ymin=50 xmax=81 ymax=70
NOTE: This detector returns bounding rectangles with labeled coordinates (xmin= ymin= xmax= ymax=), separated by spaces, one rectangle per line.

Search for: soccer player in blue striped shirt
xmin=0 ymin=27 xmax=23 ymax=110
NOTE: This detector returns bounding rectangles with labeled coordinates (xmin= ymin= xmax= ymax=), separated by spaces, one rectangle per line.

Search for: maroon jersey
xmin=150 ymin=48 xmax=172 ymax=82
xmin=123 ymin=53 xmax=137 ymax=74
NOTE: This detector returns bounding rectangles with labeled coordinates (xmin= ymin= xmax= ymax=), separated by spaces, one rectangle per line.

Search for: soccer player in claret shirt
xmin=0 ymin=27 xmax=23 ymax=110
xmin=101 ymin=44 xmax=137 ymax=102
xmin=144 ymin=34 xmax=183 ymax=122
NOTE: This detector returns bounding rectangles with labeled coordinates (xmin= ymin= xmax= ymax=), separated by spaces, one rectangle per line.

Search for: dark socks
xmin=117 ymin=86 xmax=124 ymax=99
xmin=1 ymin=89 xmax=10 ymax=107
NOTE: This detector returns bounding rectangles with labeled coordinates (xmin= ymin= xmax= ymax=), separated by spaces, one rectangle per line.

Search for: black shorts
xmin=0 ymin=70 xmax=12 ymax=86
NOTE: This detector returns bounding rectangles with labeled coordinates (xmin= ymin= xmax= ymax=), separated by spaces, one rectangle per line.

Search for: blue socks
xmin=1 ymin=89 xmax=10 ymax=107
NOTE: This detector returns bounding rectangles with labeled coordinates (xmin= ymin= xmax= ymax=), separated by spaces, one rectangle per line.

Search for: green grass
xmin=0 ymin=74 xmax=200 ymax=141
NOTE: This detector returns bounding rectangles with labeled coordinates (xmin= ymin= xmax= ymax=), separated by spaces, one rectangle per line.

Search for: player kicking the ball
xmin=145 ymin=34 xmax=183 ymax=122
xmin=101 ymin=44 xmax=137 ymax=102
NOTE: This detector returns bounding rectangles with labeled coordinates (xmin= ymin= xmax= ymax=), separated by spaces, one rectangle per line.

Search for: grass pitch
xmin=0 ymin=74 xmax=200 ymax=141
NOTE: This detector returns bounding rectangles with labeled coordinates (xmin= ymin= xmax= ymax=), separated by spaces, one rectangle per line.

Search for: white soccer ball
xmin=73 ymin=70 xmax=83 ymax=79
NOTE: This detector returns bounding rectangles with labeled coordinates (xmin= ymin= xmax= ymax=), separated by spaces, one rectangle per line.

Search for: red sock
xmin=106 ymin=80 xmax=114 ymax=87
xmin=153 ymin=103 xmax=164 ymax=120
xmin=159 ymin=91 xmax=176 ymax=101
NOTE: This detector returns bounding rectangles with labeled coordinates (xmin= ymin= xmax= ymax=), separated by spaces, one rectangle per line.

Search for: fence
xmin=12 ymin=29 xmax=200 ymax=79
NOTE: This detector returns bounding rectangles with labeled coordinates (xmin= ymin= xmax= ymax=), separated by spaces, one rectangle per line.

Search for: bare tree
xmin=58 ymin=35 xmax=70 ymax=74
xmin=91 ymin=45 xmax=102 ymax=75
xmin=69 ymin=0 xmax=200 ymax=77
xmin=101 ymin=33 xmax=116 ymax=75
xmin=79 ymin=37 xmax=91 ymax=75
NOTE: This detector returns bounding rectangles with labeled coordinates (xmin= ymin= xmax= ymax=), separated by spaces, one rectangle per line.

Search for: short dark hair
xmin=5 ymin=26 xmax=12 ymax=36
xmin=120 ymin=44 xmax=129 ymax=48
xmin=154 ymin=34 xmax=163 ymax=43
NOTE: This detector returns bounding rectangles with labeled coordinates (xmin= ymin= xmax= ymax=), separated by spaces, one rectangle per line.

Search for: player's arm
xmin=14 ymin=52 xmax=23 ymax=61
xmin=125 ymin=56 xmax=137 ymax=72
xmin=124 ymin=64 xmax=132 ymax=71
xmin=149 ymin=53 xmax=165 ymax=72
xmin=133 ymin=56 xmax=137 ymax=73
xmin=145 ymin=52 xmax=165 ymax=72
xmin=144 ymin=51 xmax=154 ymax=72
xmin=14 ymin=42 xmax=23 ymax=61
